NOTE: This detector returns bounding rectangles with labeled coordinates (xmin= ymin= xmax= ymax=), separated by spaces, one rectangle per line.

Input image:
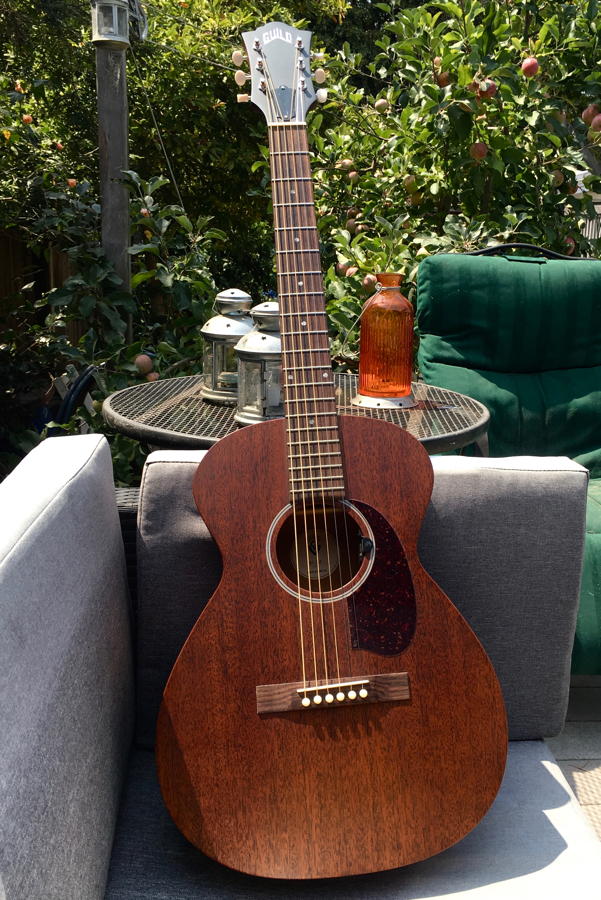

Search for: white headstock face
xmin=240 ymin=22 xmax=317 ymax=125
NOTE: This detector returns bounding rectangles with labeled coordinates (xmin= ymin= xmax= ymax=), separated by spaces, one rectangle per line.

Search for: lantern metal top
xmin=235 ymin=302 xmax=281 ymax=358
xmin=214 ymin=288 xmax=253 ymax=315
xmin=91 ymin=0 xmax=130 ymax=47
xmin=250 ymin=300 xmax=280 ymax=331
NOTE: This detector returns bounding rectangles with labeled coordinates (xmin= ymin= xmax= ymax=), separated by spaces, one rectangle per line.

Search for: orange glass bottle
xmin=358 ymin=273 xmax=414 ymax=398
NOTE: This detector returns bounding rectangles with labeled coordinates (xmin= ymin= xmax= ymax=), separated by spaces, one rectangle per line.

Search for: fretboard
xmin=268 ymin=124 xmax=344 ymax=502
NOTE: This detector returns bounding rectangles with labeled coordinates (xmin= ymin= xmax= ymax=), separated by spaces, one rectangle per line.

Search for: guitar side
xmin=156 ymin=415 xmax=508 ymax=879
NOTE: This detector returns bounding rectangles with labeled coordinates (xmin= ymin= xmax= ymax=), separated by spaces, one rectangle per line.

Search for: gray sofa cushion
xmin=0 ymin=435 xmax=134 ymax=900
xmin=136 ymin=450 xmax=587 ymax=746
xmin=105 ymin=742 xmax=601 ymax=899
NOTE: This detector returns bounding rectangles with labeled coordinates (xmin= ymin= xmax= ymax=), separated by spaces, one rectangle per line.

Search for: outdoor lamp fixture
xmin=352 ymin=273 xmax=417 ymax=409
xmin=200 ymin=289 xmax=254 ymax=405
xmin=90 ymin=0 xmax=130 ymax=47
xmin=234 ymin=301 xmax=283 ymax=426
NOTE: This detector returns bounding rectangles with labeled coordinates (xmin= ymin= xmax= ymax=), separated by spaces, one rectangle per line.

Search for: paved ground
xmin=546 ymin=676 xmax=601 ymax=840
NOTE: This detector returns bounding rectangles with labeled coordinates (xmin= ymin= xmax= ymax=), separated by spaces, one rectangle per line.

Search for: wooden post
xmin=95 ymin=45 xmax=132 ymax=341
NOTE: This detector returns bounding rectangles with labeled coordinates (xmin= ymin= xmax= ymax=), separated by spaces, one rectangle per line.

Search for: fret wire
xmin=272 ymin=176 xmax=312 ymax=183
xmin=289 ymin=450 xmax=342 ymax=458
xmin=278 ymin=291 xmax=324 ymax=298
xmin=290 ymin=463 xmax=340 ymax=471
xmin=274 ymin=225 xmax=317 ymax=231
xmin=273 ymin=201 xmax=314 ymax=207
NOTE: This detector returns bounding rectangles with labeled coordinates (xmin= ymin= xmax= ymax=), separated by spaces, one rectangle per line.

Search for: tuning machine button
xmin=237 ymin=94 xmax=251 ymax=103
xmin=231 ymin=49 xmax=246 ymax=66
xmin=316 ymin=89 xmax=328 ymax=104
xmin=314 ymin=68 xmax=327 ymax=84
xmin=234 ymin=70 xmax=250 ymax=87
xmin=312 ymin=51 xmax=325 ymax=60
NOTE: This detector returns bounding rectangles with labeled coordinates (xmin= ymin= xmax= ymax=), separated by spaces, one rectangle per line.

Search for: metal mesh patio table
xmin=103 ymin=374 xmax=489 ymax=455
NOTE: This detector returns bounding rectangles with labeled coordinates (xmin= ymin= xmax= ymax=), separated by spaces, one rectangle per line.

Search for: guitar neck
xmin=267 ymin=123 xmax=344 ymax=501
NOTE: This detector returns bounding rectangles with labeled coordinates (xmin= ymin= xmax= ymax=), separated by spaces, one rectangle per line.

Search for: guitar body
xmin=156 ymin=414 xmax=507 ymax=879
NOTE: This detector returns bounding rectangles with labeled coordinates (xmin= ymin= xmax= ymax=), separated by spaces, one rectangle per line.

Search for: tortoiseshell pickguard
xmin=347 ymin=500 xmax=416 ymax=656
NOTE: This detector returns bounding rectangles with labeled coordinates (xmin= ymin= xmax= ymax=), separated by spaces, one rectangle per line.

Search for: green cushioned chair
xmin=416 ymin=244 xmax=601 ymax=674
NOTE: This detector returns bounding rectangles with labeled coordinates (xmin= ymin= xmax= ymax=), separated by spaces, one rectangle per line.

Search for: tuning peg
xmin=312 ymin=52 xmax=325 ymax=60
xmin=231 ymin=49 xmax=246 ymax=66
xmin=314 ymin=67 xmax=327 ymax=84
xmin=237 ymin=93 xmax=251 ymax=103
xmin=316 ymin=88 xmax=328 ymax=104
xmin=234 ymin=70 xmax=250 ymax=87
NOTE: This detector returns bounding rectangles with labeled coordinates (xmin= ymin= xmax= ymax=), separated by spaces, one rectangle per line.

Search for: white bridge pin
xmin=325 ymin=693 xmax=334 ymax=703
xmin=359 ymin=688 xmax=368 ymax=699
xmin=347 ymin=690 xmax=357 ymax=700
xmin=301 ymin=696 xmax=311 ymax=707
xmin=336 ymin=691 xmax=345 ymax=702
xmin=313 ymin=694 xmax=322 ymax=705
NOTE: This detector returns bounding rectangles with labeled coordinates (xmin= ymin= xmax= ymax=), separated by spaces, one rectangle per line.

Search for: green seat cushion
xmin=573 ymin=479 xmax=601 ymax=674
xmin=417 ymin=358 xmax=601 ymax=473
xmin=417 ymin=253 xmax=601 ymax=374
xmin=416 ymin=252 xmax=601 ymax=674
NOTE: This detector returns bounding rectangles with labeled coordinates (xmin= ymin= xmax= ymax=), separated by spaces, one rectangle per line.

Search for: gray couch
xmin=1 ymin=433 xmax=601 ymax=900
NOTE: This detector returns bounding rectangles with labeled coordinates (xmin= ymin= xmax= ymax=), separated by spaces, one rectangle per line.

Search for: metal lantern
xmin=234 ymin=301 xmax=283 ymax=426
xmin=90 ymin=0 xmax=130 ymax=47
xmin=200 ymin=289 xmax=253 ymax=405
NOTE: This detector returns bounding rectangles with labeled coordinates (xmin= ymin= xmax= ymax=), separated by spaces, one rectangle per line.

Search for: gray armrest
xmin=0 ymin=435 xmax=134 ymax=900
xmin=134 ymin=451 xmax=588 ymax=746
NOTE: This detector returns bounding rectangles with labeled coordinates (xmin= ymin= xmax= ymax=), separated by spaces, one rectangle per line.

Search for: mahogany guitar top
xmin=156 ymin=415 xmax=508 ymax=879
xmin=156 ymin=20 xmax=507 ymax=880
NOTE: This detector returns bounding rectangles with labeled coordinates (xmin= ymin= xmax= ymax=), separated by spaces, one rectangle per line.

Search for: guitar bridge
xmin=256 ymin=672 xmax=409 ymax=714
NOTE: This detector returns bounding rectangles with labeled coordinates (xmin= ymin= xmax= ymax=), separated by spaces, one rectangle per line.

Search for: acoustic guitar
xmin=156 ymin=21 xmax=508 ymax=880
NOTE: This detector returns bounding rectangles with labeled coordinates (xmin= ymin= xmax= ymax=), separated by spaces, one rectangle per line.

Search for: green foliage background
xmin=1 ymin=0 xmax=601 ymax=479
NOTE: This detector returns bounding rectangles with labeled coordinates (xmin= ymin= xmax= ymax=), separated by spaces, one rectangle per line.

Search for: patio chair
xmin=1 ymin=433 xmax=600 ymax=898
xmin=416 ymin=244 xmax=601 ymax=674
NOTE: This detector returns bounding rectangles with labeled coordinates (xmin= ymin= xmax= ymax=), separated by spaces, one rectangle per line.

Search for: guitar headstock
xmin=234 ymin=22 xmax=326 ymax=125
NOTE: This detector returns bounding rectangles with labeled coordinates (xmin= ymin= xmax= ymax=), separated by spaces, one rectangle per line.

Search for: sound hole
xmin=273 ymin=500 xmax=367 ymax=599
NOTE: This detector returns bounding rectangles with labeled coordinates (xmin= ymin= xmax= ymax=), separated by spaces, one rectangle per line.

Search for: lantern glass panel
xmin=99 ymin=5 xmax=115 ymax=32
xmin=217 ymin=345 xmax=238 ymax=390
xmin=117 ymin=6 xmax=127 ymax=34
xmin=238 ymin=360 xmax=263 ymax=416
xmin=202 ymin=341 xmax=214 ymax=389
xmin=264 ymin=360 xmax=283 ymax=417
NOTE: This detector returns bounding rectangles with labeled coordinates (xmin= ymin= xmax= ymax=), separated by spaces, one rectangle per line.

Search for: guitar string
xmin=272 ymin=118 xmax=326 ymax=691
xmin=286 ymin=120 xmax=344 ymax=695
xmin=284 ymin=120 xmax=333 ymax=694
xmin=263 ymin=62 xmax=311 ymax=696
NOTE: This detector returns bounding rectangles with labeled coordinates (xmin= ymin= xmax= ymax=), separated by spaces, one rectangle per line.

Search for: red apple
xmin=590 ymin=113 xmax=601 ymax=132
xmin=403 ymin=174 xmax=418 ymax=193
xmin=336 ymin=158 xmax=354 ymax=170
xmin=469 ymin=141 xmax=488 ymax=160
xmin=140 ymin=207 xmax=151 ymax=217
xmin=433 ymin=56 xmax=442 ymax=68
xmin=374 ymin=98 xmax=389 ymax=112
xmin=436 ymin=72 xmax=451 ymax=88
xmin=336 ymin=262 xmax=349 ymax=275
xmin=345 ymin=218 xmax=357 ymax=233
xmin=346 ymin=206 xmax=360 ymax=218
xmin=356 ymin=224 xmax=369 ymax=233
xmin=581 ymin=104 xmax=600 ymax=125
xmin=346 ymin=266 xmax=359 ymax=277
xmin=363 ymin=274 xmax=378 ymax=290
xmin=348 ymin=171 xmax=360 ymax=184
xmin=146 ymin=372 xmax=160 ymax=382
xmin=134 ymin=354 xmax=154 ymax=375
xmin=21 ymin=114 xmax=32 ymax=124
xmin=67 ymin=178 xmax=77 ymax=188
xmin=55 ymin=141 xmax=64 ymax=150
xmin=551 ymin=169 xmax=564 ymax=186
xmin=521 ymin=57 xmax=539 ymax=77
xmin=564 ymin=236 xmax=576 ymax=255
xmin=478 ymin=79 xmax=498 ymax=99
